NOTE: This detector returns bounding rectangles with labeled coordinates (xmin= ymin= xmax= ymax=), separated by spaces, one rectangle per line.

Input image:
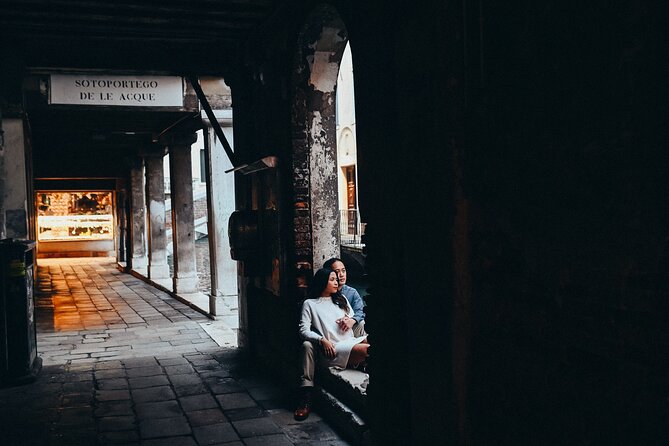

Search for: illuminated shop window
xmin=37 ymin=191 xmax=114 ymax=241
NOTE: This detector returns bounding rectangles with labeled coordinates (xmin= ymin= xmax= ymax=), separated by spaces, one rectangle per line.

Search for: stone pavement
xmin=34 ymin=258 xmax=238 ymax=363
xmin=0 ymin=258 xmax=350 ymax=446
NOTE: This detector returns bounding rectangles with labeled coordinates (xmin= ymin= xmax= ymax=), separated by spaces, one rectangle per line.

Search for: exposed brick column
xmin=143 ymin=146 xmax=171 ymax=287
xmin=166 ymin=132 xmax=198 ymax=294
xmin=129 ymin=157 xmax=148 ymax=272
xmin=291 ymin=132 xmax=314 ymax=288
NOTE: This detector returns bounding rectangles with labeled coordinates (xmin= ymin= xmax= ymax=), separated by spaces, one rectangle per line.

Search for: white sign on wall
xmin=49 ymin=74 xmax=184 ymax=107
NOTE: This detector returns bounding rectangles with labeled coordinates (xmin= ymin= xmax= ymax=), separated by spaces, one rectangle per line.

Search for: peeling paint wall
xmin=291 ymin=7 xmax=348 ymax=274
xmin=309 ymin=109 xmax=340 ymax=265
xmin=308 ymin=51 xmax=340 ymax=93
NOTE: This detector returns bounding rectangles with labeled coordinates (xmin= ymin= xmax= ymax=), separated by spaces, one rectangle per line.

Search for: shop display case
xmin=36 ymin=192 xmax=114 ymax=241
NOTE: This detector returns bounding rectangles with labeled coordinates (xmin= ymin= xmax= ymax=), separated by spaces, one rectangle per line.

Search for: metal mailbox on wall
xmin=0 ymin=239 xmax=41 ymax=386
xmin=228 ymin=210 xmax=278 ymax=275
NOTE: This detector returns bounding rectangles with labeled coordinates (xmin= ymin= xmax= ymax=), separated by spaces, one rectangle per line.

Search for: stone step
xmin=315 ymin=386 xmax=370 ymax=445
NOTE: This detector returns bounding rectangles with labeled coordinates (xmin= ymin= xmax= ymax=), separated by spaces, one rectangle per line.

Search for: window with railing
xmin=339 ymin=209 xmax=364 ymax=247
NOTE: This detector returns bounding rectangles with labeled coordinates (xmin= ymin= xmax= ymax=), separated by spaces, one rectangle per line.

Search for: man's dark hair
xmin=323 ymin=257 xmax=343 ymax=270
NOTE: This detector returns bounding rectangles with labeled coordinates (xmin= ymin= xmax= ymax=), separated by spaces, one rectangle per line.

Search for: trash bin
xmin=0 ymin=239 xmax=41 ymax=386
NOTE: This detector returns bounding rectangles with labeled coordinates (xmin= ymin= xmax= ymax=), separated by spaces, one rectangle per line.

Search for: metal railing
xmin=339 ymin=209 xmax=364 ymax=246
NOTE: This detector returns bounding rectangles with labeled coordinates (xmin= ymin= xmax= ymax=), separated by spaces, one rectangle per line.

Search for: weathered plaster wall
xmin=292 ymin=6 xmax=348 ymax=277
xmin=309 ymin=109 xmax=339 ymax=265
xmin=1 ymin=119 xmax=28 ymax=239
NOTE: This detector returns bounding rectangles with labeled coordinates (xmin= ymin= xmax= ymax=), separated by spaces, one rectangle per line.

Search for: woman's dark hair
xmin=307 ymin=268 xmax=350 ymax=312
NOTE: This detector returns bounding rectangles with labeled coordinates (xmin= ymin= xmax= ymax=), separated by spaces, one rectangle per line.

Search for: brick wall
xmin=193 ymin=197 xmax=207 ymax=221
xmin=164 ymin=196 xmax=207 ymax=232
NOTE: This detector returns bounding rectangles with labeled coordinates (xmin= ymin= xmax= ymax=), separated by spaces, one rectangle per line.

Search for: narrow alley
xmin=0 ymin=258 xmax=349 ymax=446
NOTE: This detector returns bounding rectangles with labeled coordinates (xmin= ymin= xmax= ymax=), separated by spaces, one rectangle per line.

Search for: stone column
xmin=143 ymin=147 xmax=171 ymax=287
xmin=1 ymin=118 xmax=29 ymax=239
xmin=166 ymin=132 xmax=198 ymax=294
xmin=203 ymin=114 xmax=238 ymax=314
xmin=116 ymin=185 xmax=127 ymax=262
xmin=129 ymin=158 xmax=148 ymax=273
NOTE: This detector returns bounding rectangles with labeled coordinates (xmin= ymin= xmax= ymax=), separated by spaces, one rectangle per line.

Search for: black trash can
xmin=0 ymin=239 xmax=41 ymax=387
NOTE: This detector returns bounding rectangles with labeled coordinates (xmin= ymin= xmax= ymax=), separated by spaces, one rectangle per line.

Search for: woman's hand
xmin=336 ymin=316 xmax=355 ymax=332
xmin=320 ymin=338 xmax=336 ymax=358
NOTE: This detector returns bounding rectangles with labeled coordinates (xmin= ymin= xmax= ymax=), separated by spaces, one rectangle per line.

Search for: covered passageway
xmin=2 ymin=1 xmax=668 ymax=445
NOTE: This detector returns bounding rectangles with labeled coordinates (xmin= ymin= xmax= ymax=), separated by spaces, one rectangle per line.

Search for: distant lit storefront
xmin=36 ymin=191 xmax=115 ymax=257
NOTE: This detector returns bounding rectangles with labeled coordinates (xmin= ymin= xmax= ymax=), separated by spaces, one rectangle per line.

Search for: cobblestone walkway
xmin=0 ymin=258 xmax=349 ymax=446
xmin=34 ymin=258 xmax=237 ymax=363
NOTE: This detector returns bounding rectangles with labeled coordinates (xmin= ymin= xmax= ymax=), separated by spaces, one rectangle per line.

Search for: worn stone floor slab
xmin=0 ymin=257 xmax=350 ymax=446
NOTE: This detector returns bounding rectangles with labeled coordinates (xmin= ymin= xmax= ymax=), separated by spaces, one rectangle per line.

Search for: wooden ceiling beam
xmin=0 ymin=13 xmax=260 ymax=34
xmin=0 ymin=5 xmax=269 ymax=22
xmin=0 ymin=0 xmax=273 ymax=20
xmin=0 ymin=22 xmax=251 ymax=43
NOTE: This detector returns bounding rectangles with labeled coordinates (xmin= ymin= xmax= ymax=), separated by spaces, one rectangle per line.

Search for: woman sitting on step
xmin=294 ymin=268 xmax=370 ymax=421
